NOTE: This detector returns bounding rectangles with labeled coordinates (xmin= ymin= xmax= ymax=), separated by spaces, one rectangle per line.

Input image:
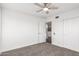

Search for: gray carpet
xmin=0 ymin=43 xmax=79 ymax=56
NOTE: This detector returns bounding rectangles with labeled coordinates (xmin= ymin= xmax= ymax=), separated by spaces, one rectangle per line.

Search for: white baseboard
xmin=52 ymin=43 xmax=79 ymax=53
xmin=1 ymin=42 xmax=45 ymax=53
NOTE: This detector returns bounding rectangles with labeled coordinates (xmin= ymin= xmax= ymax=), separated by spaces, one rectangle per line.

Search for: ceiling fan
xmin=34 ymin=3 xmax=58 ymax=14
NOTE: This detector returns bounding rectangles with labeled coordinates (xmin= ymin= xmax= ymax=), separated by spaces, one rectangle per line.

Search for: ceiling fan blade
xmin=34 ymin=3 xmax=44 ymax=8
xmin=49 ymin=6 xmax=58 ymax=9
xmin=36 ymin=9 xmax=43 ymax=12
xmin=46 ymin=3 xmax=52 ymax=7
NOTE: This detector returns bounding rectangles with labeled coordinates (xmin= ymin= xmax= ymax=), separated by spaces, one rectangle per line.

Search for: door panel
xmin=38 ymin=22 xmax=46 ymax=43
xmin=52 ymin=20 xmax=64 ymax=47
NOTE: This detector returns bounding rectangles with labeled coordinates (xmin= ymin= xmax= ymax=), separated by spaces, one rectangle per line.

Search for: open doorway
xmin=46 ymin=22 xmax=52 ymax=44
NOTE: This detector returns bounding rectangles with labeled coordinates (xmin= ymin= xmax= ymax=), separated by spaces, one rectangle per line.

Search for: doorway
xmin=46 ymin=22 xmax=52 ymax=44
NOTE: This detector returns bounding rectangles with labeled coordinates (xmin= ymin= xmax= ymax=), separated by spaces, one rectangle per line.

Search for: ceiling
xmin=0 ymin=3 xmax=79 ymax=18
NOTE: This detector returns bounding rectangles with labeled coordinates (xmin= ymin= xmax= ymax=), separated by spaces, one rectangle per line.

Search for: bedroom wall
xmin=1 ymin=8 xmax=46 ymax=52
xmin=51 ymin=8 xmax=79 ymax=52
xmin=0 ymin=8 xmax=2 ymax=53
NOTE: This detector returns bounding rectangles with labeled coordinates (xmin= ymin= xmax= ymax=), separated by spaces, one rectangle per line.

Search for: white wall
xmin=52 ymin=8 xmax=79 ymax=52
xmin=1 ymin=8 xmax=46 ymax=52
xmin=0 ymin=8 xmax=2 ymax=53
xmin=64 ymin=17 xmax=79 ymax=52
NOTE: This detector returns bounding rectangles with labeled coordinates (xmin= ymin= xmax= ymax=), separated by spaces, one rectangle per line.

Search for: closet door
xmin=52 ymin=19 xmax=64 ymax=47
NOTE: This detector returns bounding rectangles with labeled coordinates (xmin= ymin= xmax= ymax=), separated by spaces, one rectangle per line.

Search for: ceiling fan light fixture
xmin=43 ymin=8 xmax=49 ymax=11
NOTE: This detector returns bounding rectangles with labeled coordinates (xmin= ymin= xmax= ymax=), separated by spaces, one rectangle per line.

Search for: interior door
xmin=38 ymin=21 xmax=46 ymax=43
xmin=46 ymin=22 xmax=52 ymax=43
xmin=52 ymin=19 xmax=64 ymax=46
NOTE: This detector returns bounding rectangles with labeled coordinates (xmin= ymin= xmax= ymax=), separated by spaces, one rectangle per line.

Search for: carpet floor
xmin=0 ymin=43 xmax=79 ymax=56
